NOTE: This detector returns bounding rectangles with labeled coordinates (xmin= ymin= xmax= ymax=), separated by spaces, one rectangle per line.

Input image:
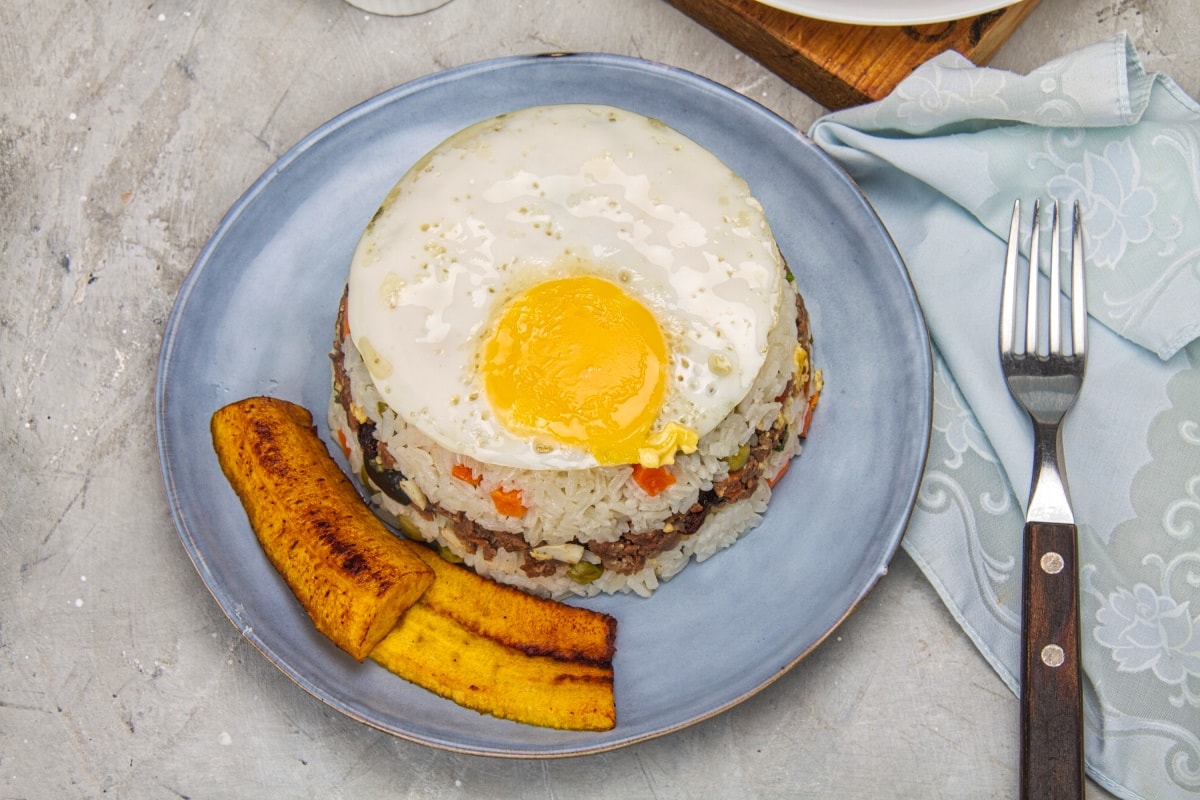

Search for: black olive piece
xmin=356 ymin=421 xmax=412 ymax=506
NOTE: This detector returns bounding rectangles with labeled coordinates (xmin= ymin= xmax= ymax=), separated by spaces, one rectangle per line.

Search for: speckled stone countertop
xmin=3 ymin=1 xmax=1197 ymax=797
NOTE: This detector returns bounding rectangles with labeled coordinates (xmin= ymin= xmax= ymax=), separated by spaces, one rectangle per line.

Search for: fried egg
xmin=346 ymin=104 xmax=785 ymax=470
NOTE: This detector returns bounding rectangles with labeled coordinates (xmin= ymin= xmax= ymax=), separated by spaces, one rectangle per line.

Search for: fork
xmin=999 ymin=199 xmax=1087 ymax=800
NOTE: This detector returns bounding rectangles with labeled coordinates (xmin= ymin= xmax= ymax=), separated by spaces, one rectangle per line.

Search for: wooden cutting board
xmin=662 ymin=0 xmax=1041 ymax=109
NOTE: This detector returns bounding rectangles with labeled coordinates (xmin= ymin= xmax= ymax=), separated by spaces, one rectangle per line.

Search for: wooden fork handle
xmin=1020 ymin=520 xmax=1084 ymax=800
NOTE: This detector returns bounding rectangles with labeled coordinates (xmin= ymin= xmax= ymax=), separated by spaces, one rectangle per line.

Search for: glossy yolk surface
xmin=483 ymin=276 xmax=668 ymax=466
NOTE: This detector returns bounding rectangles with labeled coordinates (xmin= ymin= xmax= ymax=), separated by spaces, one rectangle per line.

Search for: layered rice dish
xmin=329 ymin=104 xmax=820 ymax=598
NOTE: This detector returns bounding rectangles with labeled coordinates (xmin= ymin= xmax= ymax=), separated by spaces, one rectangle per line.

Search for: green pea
xmin=393 ymin=515 xmax=421 ymax=540
xmin=438 ymin=544 xmax=464 ymax=564
xmin=725 ymin=443 xmax=751 ymax=472
xmin=567 ymin=562 xmax=603 ymax=584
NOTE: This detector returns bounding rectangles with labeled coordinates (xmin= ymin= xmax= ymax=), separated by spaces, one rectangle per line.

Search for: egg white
xmin=345 ymin=104 xmax=785 ymax=470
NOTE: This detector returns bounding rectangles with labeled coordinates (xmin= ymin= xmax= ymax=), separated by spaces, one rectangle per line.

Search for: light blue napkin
xmin=810 ymin=34 xmax=1200 ymax=800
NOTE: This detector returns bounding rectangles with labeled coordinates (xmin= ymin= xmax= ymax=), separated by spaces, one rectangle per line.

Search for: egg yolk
xmin=482 ymin=275 xmax=668 ymax=466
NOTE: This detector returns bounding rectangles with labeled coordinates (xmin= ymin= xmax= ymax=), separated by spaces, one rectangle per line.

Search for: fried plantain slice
xmin=212 ymin=397 xmax=435 ymax=662
xmin=409 ymin=546 xmax=617 ymax=666
xmin=370 ymin=603 xmax=616 ymax=731
xmin=213 ymin=395 xmax=618 ymax=729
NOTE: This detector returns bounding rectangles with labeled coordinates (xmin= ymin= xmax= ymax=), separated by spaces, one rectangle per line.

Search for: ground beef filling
xmin=331 ymin=292 xmax=810 ymax=578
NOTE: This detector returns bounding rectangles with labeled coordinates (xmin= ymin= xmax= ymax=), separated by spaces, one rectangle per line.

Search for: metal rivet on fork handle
xmin=1041 ymin=645 xmax=1066 ymax=668
xmin=1040 ymin=552 xmax=1065 ymax=574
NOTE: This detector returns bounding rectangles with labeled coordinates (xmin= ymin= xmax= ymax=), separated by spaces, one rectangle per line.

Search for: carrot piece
xmin=631 ymin=464 xmax=675 ymax=497
xmin=767 ymin=461 xmax=790 ymax=488
xmin=452 ymin=463 xmax=483 ymax=486
xmin=491 ymin=486 xmax=527 ymax=517
xmin=336 ymin=428 xmax=351 ymax=460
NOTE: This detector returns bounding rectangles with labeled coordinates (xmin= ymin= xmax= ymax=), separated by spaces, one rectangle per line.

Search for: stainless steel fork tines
xmin=1000 ymin=199 xmax=1087 ymax=800
xmin=1001 ymin=199 xmax=1088 ymax=522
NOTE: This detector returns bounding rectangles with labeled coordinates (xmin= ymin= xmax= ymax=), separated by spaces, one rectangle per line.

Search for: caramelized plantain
xmin=213 ymin=395 xmax=618 ymax=729
xmin=370 ymin=603 xmax=616 ymax=731
xmin=409 ymin=546 xmax=617 ymax=666
xmin=211 ymin=397 xmax=434 ymax=662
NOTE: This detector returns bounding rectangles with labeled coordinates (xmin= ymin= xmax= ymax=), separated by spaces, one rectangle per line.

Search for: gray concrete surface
xmin=3 ymin=0 xmax=1197 ymax=797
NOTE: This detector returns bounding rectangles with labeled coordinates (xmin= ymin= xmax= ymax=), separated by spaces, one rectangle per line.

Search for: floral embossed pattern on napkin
xmin=811 ymin=34 xmax=1200 ymax=800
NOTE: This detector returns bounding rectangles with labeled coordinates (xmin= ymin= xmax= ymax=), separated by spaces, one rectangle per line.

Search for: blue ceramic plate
xmin=156 ymin=54 xmax=931 ymax=757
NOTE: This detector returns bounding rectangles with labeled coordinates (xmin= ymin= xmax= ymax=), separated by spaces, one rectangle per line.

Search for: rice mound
xmin=328 ymin=279 xmax=817 ymax=599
